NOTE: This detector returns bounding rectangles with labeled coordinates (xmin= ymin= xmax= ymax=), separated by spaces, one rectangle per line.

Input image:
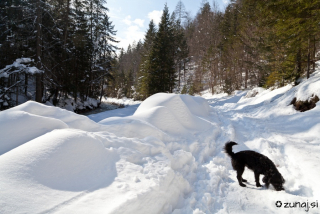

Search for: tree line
xmin=110 ymin=0 xmax=320 ymax=100
xmin=0 ymin=0 xmax=117 ymax=110
xmin=1 ymin=0 xmax=319 ymax=110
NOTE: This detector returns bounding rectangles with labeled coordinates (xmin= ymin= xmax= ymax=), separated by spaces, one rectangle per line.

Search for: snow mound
xmin=0 ymin=101 xmax=108 ymax=155
xmin=1 ymin=129 xmax=118 ymax=191
xmin=0 ymin=129 xmax=119 ymax=213
xmin=295 ymin=70 xmax=320 ymax=101
xmin=1 ymin=94 xmax=209 ymax=214
xmin=7 ymin=101 xmax=104 ymax=131
xmin=0 ymin=111 xmax=68 ymax=155
xmin=135 ymin=93 xmax=210 ymax=117
xmin=134 ymin=93 xmax=211 ymax=132
xmin=99 ymin=117 xmax=168 ymax=140
xmin=100 ymin=93 xmax=212 ymax=138
xmin=236 ymin=85 xmax=293 ymax=110
xmin=135 ymin=106 xmax=191 ymax=135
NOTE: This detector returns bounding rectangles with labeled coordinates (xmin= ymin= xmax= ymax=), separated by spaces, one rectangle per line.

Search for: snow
xmin=0 ymin=110 xmax=67 ymax=155
xmin=87 ymin=97 xmax=141 ymax=122
xmin=1 ymin=68 xmax=320 ymax=213
xmin=54 ymin=96 xmax=100 ymax=112
xmin=15 ymin=58 xmax=33 ymax=64
xmin=26 ymin=66 xmax=41 ymax=74
xmin=0 ymin=58 xmax=43 ymax=80
xmin=102 ymin=96 xmax=141 ymax=106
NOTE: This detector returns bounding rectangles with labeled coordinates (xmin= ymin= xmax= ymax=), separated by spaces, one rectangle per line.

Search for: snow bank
xmin=87 ymin=104 xmax=140 ymax=123
xmin=55 ymin=96 xmax=100 ymax=112
xmin=0 ymin=129 xmax=119 ymax=213
xmin=100 ymin=93 xmax=212 ymax=139
xmin=102 ymin=96 xmax=141 ymax=106
xmin=243 ymin=87 xmax=265 ymax=98
xmin=0 ymin=93 xmax=213 ymax=214
xmin=7 ymin=101 xmax=104 ymax=131
xmin=0 ymin=101 xmax=107 ymax=154
xmin=295 ymin=69 xmax=320 ymax=101
xmin=135 ymin=93 xmax=210 ymax=117
xmin=236 ymin=85 xmax=293 ymax=110
xmin=0 ymin=111 xmax=67 ymax=155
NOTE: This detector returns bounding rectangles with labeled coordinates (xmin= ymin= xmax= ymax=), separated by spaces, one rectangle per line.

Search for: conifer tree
xmin=170 ymin=11 xmax=189 ymax=90
xmin=252 ymin=0 xmax=320 ymax=84
xmin=136 ymin=20 xmax=157 ymax=99
xmin=148 ymin=4 xmax=176 ymax=94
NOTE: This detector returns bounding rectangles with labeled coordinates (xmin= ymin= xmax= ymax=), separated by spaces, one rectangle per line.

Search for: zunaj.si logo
xmin=275 ymin=201 xmax=282 ymax=207
xmin=275 ymin=200 xmax=319 ymax=212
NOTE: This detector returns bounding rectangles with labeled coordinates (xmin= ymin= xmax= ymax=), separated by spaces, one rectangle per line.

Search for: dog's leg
xmin=242 ymin=178 xmax=247 ymax=182
xmin=254 ymin=171 xmax=262 ymax=187
xmin=236 ymin=167 xmax=246 ymax=187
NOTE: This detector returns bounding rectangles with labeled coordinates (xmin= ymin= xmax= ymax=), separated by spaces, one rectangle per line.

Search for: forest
xmin=0 ymin=0 xmax=117 ymax=110
xmin=1 ymin=0 xmax=320 ymax=110
xmin=113 ymin=0 xmax=320 ymax=100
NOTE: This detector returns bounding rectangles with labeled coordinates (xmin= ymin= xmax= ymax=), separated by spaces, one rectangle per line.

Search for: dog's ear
xmin=262 ymin=176 xmax=267 ymax=183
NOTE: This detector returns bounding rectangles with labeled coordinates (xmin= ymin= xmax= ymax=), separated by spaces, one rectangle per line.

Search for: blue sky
xmin=107 ymin=0 xmax=230 ymax=50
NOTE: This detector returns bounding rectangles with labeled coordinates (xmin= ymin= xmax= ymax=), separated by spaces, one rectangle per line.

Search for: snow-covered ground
xmin=87 ymin=97 xmax=141 ymax=122
xmin=1 ymin=69 xmax=320 ymax=213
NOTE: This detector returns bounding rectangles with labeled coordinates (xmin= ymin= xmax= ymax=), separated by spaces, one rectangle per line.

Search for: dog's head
xmin=263 ymin=173 xmax=285 ymax=191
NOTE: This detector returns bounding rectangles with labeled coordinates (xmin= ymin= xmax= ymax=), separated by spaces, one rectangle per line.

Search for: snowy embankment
xmin=1 ymin=69 xmax=320 ymax=213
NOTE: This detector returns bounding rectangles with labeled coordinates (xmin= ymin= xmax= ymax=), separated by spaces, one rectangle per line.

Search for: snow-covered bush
xmin=0 ymin=58 xmax=42 ymax=110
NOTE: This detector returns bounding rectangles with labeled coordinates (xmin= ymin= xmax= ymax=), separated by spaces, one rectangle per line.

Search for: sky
xmin=107 ymin=0 xmax=230 ymax=51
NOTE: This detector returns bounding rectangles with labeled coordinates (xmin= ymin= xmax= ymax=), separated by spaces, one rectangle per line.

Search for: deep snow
xmin=1 ymin=69 xmax=320 ymax=213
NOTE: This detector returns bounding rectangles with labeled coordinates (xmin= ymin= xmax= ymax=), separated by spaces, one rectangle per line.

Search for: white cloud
xmin=123 ymin=16 xmax=144 ymax=27
xmin=117 ymin=21 xmax=145 ymax=50
xmin=133 ymin=19 xmax=145 ymax=28
xmin=123 ymin=15 xmax=132 ymax=25
xmin=148 ymin=10 xmax=163 ymax=25
xmin=108 ymin=6 xmax=122 ymax=20
xmin=117 ymin=30 xmax=145 ymax=50
xmin=127 ymin=25 xmax=145 ymax=44
xmin=223 ymin=0 xmax=230 ymax=4
xmin=109 ymin=7 xmax=146 ymax=51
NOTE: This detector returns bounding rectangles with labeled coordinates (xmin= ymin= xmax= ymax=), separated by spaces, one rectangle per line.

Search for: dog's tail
xmin=224 ymin=141 xmax=238 ymax=157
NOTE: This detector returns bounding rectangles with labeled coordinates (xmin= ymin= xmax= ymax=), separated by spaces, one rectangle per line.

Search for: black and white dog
xmin=224 ymin=141 xmax=285 ymax=191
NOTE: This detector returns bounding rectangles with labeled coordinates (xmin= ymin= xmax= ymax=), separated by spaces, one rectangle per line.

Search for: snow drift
xmin=0 ymin=94 xmax=213 ymax=214
xmin=99 ymin=93 xmax=212 ymax=140
xmin=1 ymin=68 xmax=320 ymax=213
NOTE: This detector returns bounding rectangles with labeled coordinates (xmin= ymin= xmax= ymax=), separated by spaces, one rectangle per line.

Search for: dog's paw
xmin=240 ymin=183 xmax=246 ymax=187
xmin=256 ymin=183 xmax=262 ymax=187
xmin=242 ymin=179 xmax=247 ymax=182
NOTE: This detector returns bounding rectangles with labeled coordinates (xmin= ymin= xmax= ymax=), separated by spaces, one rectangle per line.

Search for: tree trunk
xmin=295 ymin=48 xmax=302 ymax=85
xmin=99 ymin=81 xmax=104 ymax=103
xmin=24 ymin=73 xmax=28 ymax=96
xmin=183 ymin=61 xmax=186 ymax=81
xmin=307 ymin=38 xmax=310 ymax=79
xmin=16 ymin=74 xmax=19 ymax=106
xmin=35 ymin=0 xmax=43 ymax=102
xmin=178 ymin=63 xmax=181 ymax=89
xmin=313 ymin=36 xmax=316 ymax=72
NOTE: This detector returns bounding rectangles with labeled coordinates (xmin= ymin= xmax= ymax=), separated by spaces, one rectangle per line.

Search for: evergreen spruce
xmin=148 ymin=4 xmax=176 ymax=94
xmin=136 ymin=20 xmax=157 ymax=99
